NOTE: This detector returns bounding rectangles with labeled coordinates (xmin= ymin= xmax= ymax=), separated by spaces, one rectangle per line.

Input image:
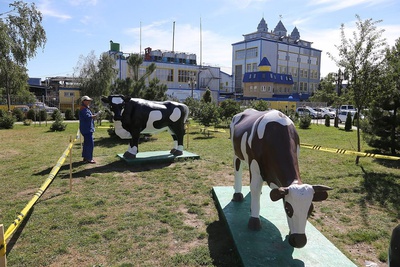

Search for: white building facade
xmin=108 ymin=43 xmax=232 ymax=102
xmin=232 ymin=18 xmax=322 ymax=101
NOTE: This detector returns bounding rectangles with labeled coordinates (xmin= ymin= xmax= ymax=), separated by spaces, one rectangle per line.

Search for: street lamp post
xmin=334 ymin=69 xmax=345 ymax=127
xmin=188 ymin=76 xmax=197 ymax=99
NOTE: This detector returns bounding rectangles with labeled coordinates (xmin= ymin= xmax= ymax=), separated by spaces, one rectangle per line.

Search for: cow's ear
xmin=270 ymin=188 xmax=288 ymax=202
xmin=312 ymin=185 xmax=332 ymax=202
xmin=123 ymin=96 xmax=130 ymax=102
xmin=101 ymin=96 xmax=109 ymax=103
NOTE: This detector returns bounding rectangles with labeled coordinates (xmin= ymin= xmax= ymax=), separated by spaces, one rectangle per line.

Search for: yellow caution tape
xmin=300 ymin=143 xmax=400 ymax=161
xmin=3 ymin=130 xmax=80 ymax=242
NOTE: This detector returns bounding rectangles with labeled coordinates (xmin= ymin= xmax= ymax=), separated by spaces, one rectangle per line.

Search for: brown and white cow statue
xmin=102 ymin=95 xmax=189 ymax=159
xmin=230 ymin=108 xmax=332 ymax=248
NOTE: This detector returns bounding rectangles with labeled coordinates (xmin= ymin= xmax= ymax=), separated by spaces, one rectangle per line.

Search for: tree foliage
xmin=328 ymin=15 xmax=387 ymax=163
xmin=362 ymin=38 xmax=400 ymax=154
xmin=76 ymin=51 xmax=117 ymax=102
xmin=112 ymin=53 xmax=166 ymax=101
xmin=0 ymin=1 xmax=46 ymax=109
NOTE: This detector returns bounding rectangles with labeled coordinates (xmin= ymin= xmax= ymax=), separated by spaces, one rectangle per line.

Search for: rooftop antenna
xmin=172 ymin=21 xmax=175 ymax=52
xmin=200 ymin=17 xmax=202 ymax=67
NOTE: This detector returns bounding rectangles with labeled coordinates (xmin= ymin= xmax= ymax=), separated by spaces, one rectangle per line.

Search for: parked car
xmin=339 ymin=105 xmax=357 ymax=112
xmin=313 ymin=107 xmax=336 ymax=119
xmin=338 ymin=110 xmax=364 ymax=123
xmin=296 ymin=106 xmax=320 ymax=119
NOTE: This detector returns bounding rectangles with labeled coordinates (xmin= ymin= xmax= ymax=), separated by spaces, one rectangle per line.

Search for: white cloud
xmin=38 ymin=0 xmax=71 ymax=21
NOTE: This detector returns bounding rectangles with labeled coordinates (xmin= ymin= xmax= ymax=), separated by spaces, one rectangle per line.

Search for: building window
xmin=247 ymin=64 xmax=252 ymax=72
xmin=246 ymin=47 xmax=258 ymax=58
xmin=235 ymin=49 xmax=245 ymax=60
xmin=254 ymin=86 xmax=258 ymax=92
xmin=178 ymin=70 xmax=196 ymax=83
xmin=64 ymin=92 xmax=74 ymax=97
xmin=261 ymin=85 xmax=266 ymax=92
xmin=252 ymin=63 xmax=257 ymax=71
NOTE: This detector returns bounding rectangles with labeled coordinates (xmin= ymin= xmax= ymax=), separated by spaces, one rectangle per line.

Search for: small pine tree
xmin=50 ymin=109 xmax=67 ymax=131
xmin=299 ymin=115 xmax=311 ymax=129
xmin=325 ymin=116 xmax=330 ymax=127
xmin=344 ymin=112 xmax=352 ymax=131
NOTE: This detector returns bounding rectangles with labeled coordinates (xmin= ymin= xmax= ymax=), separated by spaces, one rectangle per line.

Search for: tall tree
xmin=309 ymin=73 xmax=339 ymax=106
xmin=363 ymin=38 xmax=400 ymax=155
xmin=0 ymin=1 xmax=46 ymax=110
xmin=328 ymin=15 xmax=387 ymax=163
xmin=112 ymin=53 xmax=166 ymax=100
xmin=76 ymin=51 xmax=117 ymax=102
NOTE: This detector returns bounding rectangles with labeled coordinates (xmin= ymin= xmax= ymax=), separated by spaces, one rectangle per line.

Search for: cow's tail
xmin=182 ymin=104 xmax=189 ymax=123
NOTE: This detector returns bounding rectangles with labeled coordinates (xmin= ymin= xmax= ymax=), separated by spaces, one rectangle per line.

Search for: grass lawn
xmin=0 ymin=121 xmax=399 ymax=267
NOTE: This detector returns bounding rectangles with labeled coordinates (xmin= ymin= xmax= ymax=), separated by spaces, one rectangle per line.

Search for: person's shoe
xmin=86 ymin=159 xmax=96 ymax=164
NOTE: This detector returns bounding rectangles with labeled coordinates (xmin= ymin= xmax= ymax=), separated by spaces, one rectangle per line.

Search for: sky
xmin=8 ymin=0 xmax=400 ymax=80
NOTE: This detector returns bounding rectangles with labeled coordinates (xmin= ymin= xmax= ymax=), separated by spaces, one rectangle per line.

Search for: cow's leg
xmin=248 ymin=159 xmax=263 ymax=231
xmin=232 ymin=155 xmax=244 ymax=202
xmin=168 ymin=127 xmax=184 ymax=156
xmin=123 ymin=131 xmax=140 ymax=159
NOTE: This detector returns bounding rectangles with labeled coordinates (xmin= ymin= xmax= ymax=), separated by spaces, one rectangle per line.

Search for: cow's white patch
xmin=240 ymin=131 xmax=249 ymax=163
xmin=170 ymin=107 xmax=182 ymax=122
xmin=141 ymin=110 xmax=165 ymax=134
xmin=257 ymin=110 xmax=293 ymax=139
xmin=285 ymin=184 xmax=314 ymax=234
xmin=114 ymin=121 xmax=132 ymax=139
xmin=127 ymin=145 xmax=138 ymax=155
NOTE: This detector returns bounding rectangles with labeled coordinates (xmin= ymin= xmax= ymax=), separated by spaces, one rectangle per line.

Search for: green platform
xmin=212 ymin=186 xmax=357 ymax=267
xmin=117 ymin=150 xmax=200 ymax=165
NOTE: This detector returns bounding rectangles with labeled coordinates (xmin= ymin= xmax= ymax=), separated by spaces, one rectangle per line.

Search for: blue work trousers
xmin=82 ymin=132 xmax=94 ymax=161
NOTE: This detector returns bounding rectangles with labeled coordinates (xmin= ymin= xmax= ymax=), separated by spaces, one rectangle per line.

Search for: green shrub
xmin=345 ymin=112 xmax=352 ymax=131
xmin=12 ymin=108 xmax=25 ymax=121
xmin=325 ymin=116 xmax=330 ymax=127
xmin=0 ymin=113 xmax=15 ymax=129
xmin=250 ymin=100 xmax=270 ymax=111
xmin=49 ymin=109 xmax=67 ymax=131
xmin=64 ymin=109 xmax=75 ymax=120
xmin=0 ymin=109 xmax=7 ymax=118
xmin=299 ymin=115 xmax=311 ymax=129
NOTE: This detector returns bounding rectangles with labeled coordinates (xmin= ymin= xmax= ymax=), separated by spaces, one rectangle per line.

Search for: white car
xmin=314 ymin=107 xmax=335 ymax=119
xmin=338 ymin=110 xmax=364 ymax=123
xmin=296 ymin=106 xmax=320 ymax=119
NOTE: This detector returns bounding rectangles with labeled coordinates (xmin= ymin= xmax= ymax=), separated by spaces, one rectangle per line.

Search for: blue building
xmin=232 ymin=17 xmax=322 ymax=101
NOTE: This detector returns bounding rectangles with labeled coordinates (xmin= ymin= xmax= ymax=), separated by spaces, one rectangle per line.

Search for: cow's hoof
xmin=232 ymin=192 xmax=244 ymax=202
xmin=248 ymin=217 xmax=262 ymax=231
xmin=171 ymin=149 xmax=183 ymax=156
xmin=123 ymin=151 xmax=136 ymax=159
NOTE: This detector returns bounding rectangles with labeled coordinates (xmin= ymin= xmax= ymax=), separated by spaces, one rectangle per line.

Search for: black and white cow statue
xmin=230 ymin=108 xmax=332 ymax=248
xmin=102 ymin=95 xmax=189 ymax=159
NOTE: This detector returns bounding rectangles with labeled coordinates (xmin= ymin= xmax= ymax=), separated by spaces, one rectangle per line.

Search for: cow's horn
xmin=312 ymin=185 xmax=333 ymax=192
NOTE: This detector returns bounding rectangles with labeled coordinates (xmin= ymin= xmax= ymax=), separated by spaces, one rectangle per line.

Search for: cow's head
xmin=101 ymin=95 xmax=128 ymax=121
xmin=270 ymin=184 xmax=332 ymax=248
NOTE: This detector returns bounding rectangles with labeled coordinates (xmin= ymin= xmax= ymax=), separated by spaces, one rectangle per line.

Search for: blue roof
xmin=258 ymin=57 xmax=271 ymax=67
xmin=242 ymin=71 xmax=294 ymax=85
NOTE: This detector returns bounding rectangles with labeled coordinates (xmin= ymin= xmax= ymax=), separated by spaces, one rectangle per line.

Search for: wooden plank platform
xmin=212 ymin=186 xmax=357 ymax=267
xmin=117 ymin=150 xmax=200 ymax=165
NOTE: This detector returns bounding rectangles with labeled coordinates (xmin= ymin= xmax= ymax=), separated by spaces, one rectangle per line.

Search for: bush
xmin=299 ymin=115 xmax=311 ymax=129
xmin=12 ymin=109 xmax=25 ymax=122
xmin=197 ymin=102 xmax=220 ymax=127
xmin=0 ymin=109 xmax=5 ymax=118
xmin=27 ymin=109 xmax=48 ymax=121
xmin=0 ymin=113 xmax=15 ymax=129
xmin=345 ymin=112 xmax=352 ymax=131
xmin=64 ymin=109 xmax=75 ymax=120
xmin=250 ymin=100 xmax=270 ymax=111
xmin=325 ymin=116 xmax=330 ymax=127
xmin=49 ymin=109 xmax=67 ymax=131
xmin=218 ymin=99 xmax=241 ymax=121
